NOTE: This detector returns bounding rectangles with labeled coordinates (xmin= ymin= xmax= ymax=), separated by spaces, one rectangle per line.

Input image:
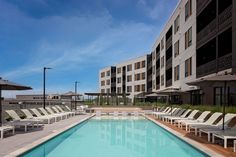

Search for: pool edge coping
xmin=4 ymin=114 xmax=95 ymax=157
xmin=144 ymin=115 xmax=224 ymax=157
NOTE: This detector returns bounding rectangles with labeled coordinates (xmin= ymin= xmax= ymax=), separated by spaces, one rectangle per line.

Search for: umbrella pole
xmin=222 ymin=81 xmax=227 ymax=130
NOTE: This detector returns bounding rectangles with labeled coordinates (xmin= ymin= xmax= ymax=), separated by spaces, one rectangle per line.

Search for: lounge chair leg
xmin=1 ymin=131 xmax=3 ymax=139
xmin=208 ymin=133 xmax=210 ymax=142
xmin=25 ymin=125 xmax=27 ymax=132
xmin=13 ymin=128 xmax=15 ymax=135
xmin=224 ymin=138 xmax=227 ymax=148
xmin=212 ymin=135 xmax=215 ymax=143
xmin=234 ymin=141 xmax=236 ymax=152
xmin=195 ymin=128 xmax=197 ymax=136
xmin=199 ymin=131 xmax=201 ymax=137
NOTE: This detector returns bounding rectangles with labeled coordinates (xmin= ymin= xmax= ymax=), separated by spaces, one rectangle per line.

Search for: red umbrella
xmin=0 ymin=77 xmax=32 ymax=125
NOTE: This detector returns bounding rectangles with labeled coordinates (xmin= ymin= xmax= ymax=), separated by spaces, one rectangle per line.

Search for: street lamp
xmin=74 ymin=81 xmax=79 ymax=110
xmin=43 ymin=67 xmax=52 ymax=109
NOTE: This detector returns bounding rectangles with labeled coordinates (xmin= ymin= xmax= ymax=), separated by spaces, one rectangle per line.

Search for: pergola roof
xmin=84 ymin=92 xmax=130 ymax=96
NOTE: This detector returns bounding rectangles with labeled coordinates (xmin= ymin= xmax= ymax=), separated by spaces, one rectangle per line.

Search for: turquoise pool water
xmin=20 ymin=116 xmax=209 ymax=157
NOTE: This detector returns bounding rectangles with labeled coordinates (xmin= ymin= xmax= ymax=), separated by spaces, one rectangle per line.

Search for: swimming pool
xmin=20 ymin=116 xmax=209 ymax=157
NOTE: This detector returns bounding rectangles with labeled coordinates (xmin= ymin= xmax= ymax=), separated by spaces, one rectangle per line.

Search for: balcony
xmin=197 ymin=18 xmax=217 ymax=48
xmin=217 ymin=54 xmax=232 ymax=71
xmin=197 ymin=0 xmax=211 ymax=15
xmin=196 ymin=59 xmax=216 ymax=78
xmin=166 ymin=79 xmax=172 ymax=87
xmin=218 ymin=5 xmax=232 ymax=32
xmin=166 ymin=36 xmax=172 ymax=50
xmin=156 ymin=68 xmax=160 ymax=75
xmin=166 ymin=58 xmax=172 ymax=69
xmin=148 ymin=76 xmax=152 ymax=82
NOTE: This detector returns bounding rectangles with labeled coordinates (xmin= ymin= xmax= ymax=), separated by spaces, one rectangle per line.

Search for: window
xmin=185 ymin=0 xmax=192 ymax=21
xmin=117 ymin=77 xmax=121 ymax=84
xmin=101 ymin=80 xmax=105 ymax=86
xmin=106 ymin=79 xmax=110 ymax=85
xmin=135 ymin=73 xmax=141 ymax=81
xmin=185 ymin=57 xmax=192 ymax=77
xmin=174 ymin=65 xmax=180 ymax=81
xmin=101 ymin=89 xmax=105 ymax=93
xmin=142 ymin=60 xmax=145 ymax=68
xmin=117 ymin=68 xmax=121 ymax=74
xmin=174 ymin=40 xmax=180 ymax=57
xmin=117 ymin=87 xmax=121 ymax=93
xmin=141 ymin=84 xmax=145 ymax=92
xmin=106 ymin=88 xmax=110 ymax=93
xmin=174 ymin=15 xmax=180 ymax=34
xmin=185 ymin=27 xmax=192 ymax=49
xmin=161 ymin=38 xmax=164 ymax=50
xmin=101 ymin=72 xmax=105 ymax=78
xmin=127 ymin=86 xmax=132 ymax=93
xmin=161 ymin=75 xmax=164 ymax=86
xmin=161 ymin=56 xmax=164 ymax=68
xmin=127 ymin=75 xmax=132 ymax=82
xmin=134 ymin=85 xmax=140 ymax=92
xmin=127 ymin=64 xmax=132 ymax=72
xmin=135 ymin=62 xmax=141 ymax=70
xmin=106 ymin=70 xmax=110 ymax=77
xmin=141 ymin=72 xmax=145 ymax=80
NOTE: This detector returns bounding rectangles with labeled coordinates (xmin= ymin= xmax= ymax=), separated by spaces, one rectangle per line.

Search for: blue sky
xmin=0 ymin=0 xmax=178 ymax=97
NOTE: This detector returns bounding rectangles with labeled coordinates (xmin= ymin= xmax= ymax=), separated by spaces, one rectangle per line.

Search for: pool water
xmin=20 ymin=116 xmax=209 ymax=157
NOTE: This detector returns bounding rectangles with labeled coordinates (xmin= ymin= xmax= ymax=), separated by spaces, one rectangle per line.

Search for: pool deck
xmin=147 ymin=115 xmax=236 ymax=157
xmin=0 ymin=114 xmax=93 ymax=157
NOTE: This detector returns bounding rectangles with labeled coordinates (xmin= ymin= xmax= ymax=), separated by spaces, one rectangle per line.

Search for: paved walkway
xmin=0 ymin=114 xmax=91 ymax=156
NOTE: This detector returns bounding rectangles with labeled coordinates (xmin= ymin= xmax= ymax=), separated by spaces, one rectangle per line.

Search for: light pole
xmin=74 ymin=81 xmax=79 ymax=110
xmin=43 ymin=67 xmax=52 ymax=109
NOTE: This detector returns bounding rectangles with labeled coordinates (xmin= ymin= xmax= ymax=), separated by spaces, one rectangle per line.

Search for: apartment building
xmin=99 ymin=66 xmax=116 ymax=94
xmin=99 ymin=55 xmax=147 ymax=101
xmin=99 ymin=0 xmax=236 ymax=105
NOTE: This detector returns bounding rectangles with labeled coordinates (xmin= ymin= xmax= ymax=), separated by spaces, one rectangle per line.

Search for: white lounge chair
xmin=198 ymin=113 xmax=236 ymax=142
xmin=30 ymin=108 xmax=57 ymax=122
xmin=161 ymin=108 xmax=184 ymax=121
xmin=212 ymin=125 xmax=236 ymax=148
xmin=165 ymin=109 xmax=192 ymax=124
xmin=5 ymin=110 xmax=38 ymax=132
xmin=152 ymin=107 xmax=170 ymax=116
xmin=6 ymin=110 xmax=42 ymax=127
xmin=38 ymin=108 xmax=62 ymax=121
xmin=175 ymin=110 xmax=200 ymax=127
xmin=56 ymin=105 xmax=75 ymax=116
xmin=157 ymin=108 xmax=178 ymax=119
xmin=21 ymin=109 xmax=55 ymax=124
xmin=0 ymin=125 xmax=14 ymax=139
xmin=177 ymin=111 xmax=210 ymax=131
xmin=45 ymin=107 xmax=67 ymax=119
xmin=51 ymin=106 xmax=70 ymax=118
xmin=188 ymin=112 xmax=222 ymax=135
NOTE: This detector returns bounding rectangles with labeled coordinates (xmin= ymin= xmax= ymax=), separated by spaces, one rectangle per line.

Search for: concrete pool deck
xmin=0 ymin=114 xmax=93 ymax=157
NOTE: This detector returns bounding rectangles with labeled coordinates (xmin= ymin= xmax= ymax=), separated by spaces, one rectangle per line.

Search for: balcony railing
xmin=197 ymin=18 xmax=217 ymax=47
xmin=166 ymin=79 xmax=172 ymax=87
xmin=166 ymin=36 xmax=172 ymax=50
xmin=196 ymin=59 xmax=216 ymax=78
xmin=217 ymin=53 xmax=232 ymax=71
xmin=197 ymin=0 xmax=211 ymax=15
xmin=218 ymin=5 xmax=232 ymax=32
xmin=166 ymin=58 xmax=172 ymax=69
